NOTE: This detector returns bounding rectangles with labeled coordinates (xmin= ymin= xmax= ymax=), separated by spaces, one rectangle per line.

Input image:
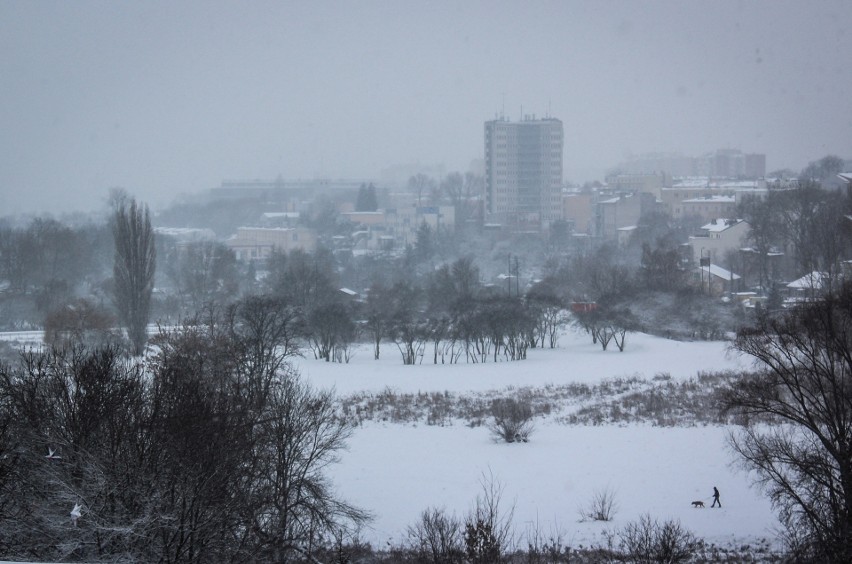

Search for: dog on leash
xmin=691 ymin=500 xmax=705 ymax=508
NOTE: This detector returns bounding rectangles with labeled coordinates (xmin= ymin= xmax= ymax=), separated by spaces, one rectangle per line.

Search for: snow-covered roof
xmin=683 ymin=196 xmax=736 ymax=204
xmin=339 ymin=287 xmax=358 ymax=296
xmin=786 ymin=271 xmax=826 ymax=290
xmin=262 ymin=212 xmax=299 ymax=219
xmin=236 ymin=226 xmax=297 ymax=232
xmin=669 ymin=179 xmax=759 ymax=190
xmin=617 ymin=225 xmax=637 ymax=232
xmin=697 ymin=264 xmax=741 ymax=280
xmin=671 ymin=179 xmax=711 ymax=188
xmin=154 ymin=227 xmax=216 ymax=241
xmin=700 ymin=218 xmax=743 ymax=233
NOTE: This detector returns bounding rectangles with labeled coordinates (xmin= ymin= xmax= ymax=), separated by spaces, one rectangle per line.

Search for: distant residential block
xmin=485 ymin=115 xmax=563 ymax=229
xmin=226 ymin=227 xmax=318 ymax=261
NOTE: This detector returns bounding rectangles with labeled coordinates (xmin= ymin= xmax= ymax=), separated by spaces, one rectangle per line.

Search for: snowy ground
xmin=293 ymin=329 xmax=780 ymax=552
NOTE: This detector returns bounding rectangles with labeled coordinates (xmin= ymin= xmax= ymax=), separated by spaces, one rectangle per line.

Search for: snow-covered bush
xmin=488 ymin=397 xmax=534 ymax=443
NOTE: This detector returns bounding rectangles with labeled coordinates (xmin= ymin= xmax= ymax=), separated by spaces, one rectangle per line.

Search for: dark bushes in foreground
xmin=0 ymin=317 xmax=367 ymax=563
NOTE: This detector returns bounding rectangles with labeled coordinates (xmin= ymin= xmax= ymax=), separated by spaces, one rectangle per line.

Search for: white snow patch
xmin=293 ymin=328 xmax=776 ymax=550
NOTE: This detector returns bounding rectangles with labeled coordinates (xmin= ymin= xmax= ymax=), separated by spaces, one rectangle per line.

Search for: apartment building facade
xmin=485 ymin=116 xmax=563 ymax=229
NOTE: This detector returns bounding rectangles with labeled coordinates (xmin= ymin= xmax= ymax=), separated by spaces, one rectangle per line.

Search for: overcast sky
xmin=1 ymin=0 xmax=850 ymax=215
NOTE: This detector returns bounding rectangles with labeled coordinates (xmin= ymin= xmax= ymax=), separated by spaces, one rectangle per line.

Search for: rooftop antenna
xmin=547 ymin=98 xmax=552 ymax=118
xmin=501 ymin=92 xmax=505 ymax=120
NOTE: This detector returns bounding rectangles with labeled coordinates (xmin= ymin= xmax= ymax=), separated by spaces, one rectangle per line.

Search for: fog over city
xmin=1 ymin=0 xmax=850 ymax=214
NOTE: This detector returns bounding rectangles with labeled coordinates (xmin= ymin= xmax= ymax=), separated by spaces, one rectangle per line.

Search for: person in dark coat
xmin=711 ymin=486 xmax=721 ymax=508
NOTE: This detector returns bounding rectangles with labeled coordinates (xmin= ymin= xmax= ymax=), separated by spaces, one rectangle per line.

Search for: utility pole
xmin=514 ymin=255 xmax=520 ymax=297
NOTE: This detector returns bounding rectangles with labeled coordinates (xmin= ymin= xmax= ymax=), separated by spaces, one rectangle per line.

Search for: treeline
xmin=0 ymin=218 xmax=113 ymax=328
xmin=0 ymin=210 xmax=712 ymax=364
xmin=266 ymin=253 xmax=570 ymax=365
xmin=0 ymin=215 xmax=252 ymax=334
xmin=16 ymin=180 xmax=852 ymax=357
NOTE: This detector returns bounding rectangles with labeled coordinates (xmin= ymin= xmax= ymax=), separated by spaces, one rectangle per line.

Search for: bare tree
xmin=409 ymin=173 xmax=436 ymax=209
xmin=526 ymin=280 xmax=568 ymax=349
xmin=249 ymin=374 xmax=371 ymax=559
xmin=306 ymin=300 xmax=356 ymax=362
xmin=112 ymin=198 xmax=156 ymax=355
xmin=722 ymin=283 xmax=852 ymax=562
xmin=464 ymin=472 xmax=514 ymax=563
xmin=227 ymin=294 xmax=301 ymax=375
xmin=773 ymin=183 xmax=848 ymax=284
xmin=164 ymin=239 xmax=239 ymax=313
xmin=365 ymin=281 xmax=393 ymax=360
xmin=407 ymin=507 xmax=464 ymax=564
xmin=388 ymin=281 xmax=428 ymax=365
xmin=738 ymin=193 xmax=782 ymax=291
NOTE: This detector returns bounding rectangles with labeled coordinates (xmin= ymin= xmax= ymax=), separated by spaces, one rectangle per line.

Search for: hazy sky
xmin=1 ymin=0 xmax=850 ymax=215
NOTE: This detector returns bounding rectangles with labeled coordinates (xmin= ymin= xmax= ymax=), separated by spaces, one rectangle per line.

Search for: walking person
xmin=711 ymin=486 xmax=721 ymax=508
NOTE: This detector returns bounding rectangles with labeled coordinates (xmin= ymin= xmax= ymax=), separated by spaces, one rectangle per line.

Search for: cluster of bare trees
xmin=572 ymin=302 xmax=639 ymax=352
xmin=0 ymin=297 xmax=367 ymax=563
xmin=362 ymin=258 xmax=569 ymax=365
xmin=737 ymin=181 xmax=852 ymax=291
xmin=0 ymin=199 xmax=160 ymax=358
xmin=160 ymin=238 xmax=242 ymax=316
xmin=0 ymin=218 xmax=112 ymax=327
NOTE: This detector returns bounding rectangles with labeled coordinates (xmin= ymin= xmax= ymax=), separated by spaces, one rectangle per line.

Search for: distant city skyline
xmin=1 ymin=0 xmax=850 ymax=215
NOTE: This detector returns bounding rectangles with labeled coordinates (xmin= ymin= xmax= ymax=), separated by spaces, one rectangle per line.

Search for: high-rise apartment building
xmin=484 ymin=116 xmax=563 ymax=228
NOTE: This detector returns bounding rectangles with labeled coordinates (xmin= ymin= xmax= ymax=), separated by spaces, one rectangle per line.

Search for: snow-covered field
xmin=294 ymin=329 xmax=780 ymax=552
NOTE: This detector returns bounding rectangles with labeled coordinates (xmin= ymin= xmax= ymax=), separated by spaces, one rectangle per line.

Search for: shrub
xmin=489 ymin=397 xmax=534 ymax=443
xmin=578 ymin=487 xmax=618 ymax=522
xmin=407 ymin=507 xmax=464 ymax=564
xmin=617 ymin=514 xmax=701 ymax=563
xmin=42 ymin=298 xmax=119 ymax=349
xmin=464 ymin=472 xmax=514 ymax=563
xmin=523 ymin=520 xmax=571 ymax=563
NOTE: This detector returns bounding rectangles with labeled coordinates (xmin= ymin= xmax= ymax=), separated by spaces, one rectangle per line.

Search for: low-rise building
xmin=785 ymin=271 xmax=827 ymax=302
xmin=662 ymin=179 xmax=767 ymax=220
xmin=595 ymin=192 xmax=654 ymax=242
xmin=561 ymin=191 xmax=595 ymax=234
xmin=340 ymin=206 xmax=455 ymax=252
xmin=681 ymin=195 xmax=737 ymax=223
xmin=604 ymin=172 xmax=670 ymax=200
xmin=687 ymin=218 xmax=750 ymax=266
xmin=692 ymin=264 xmax=742 ymax=296
xmin=226 ymin=227 xmax=318 ymax=261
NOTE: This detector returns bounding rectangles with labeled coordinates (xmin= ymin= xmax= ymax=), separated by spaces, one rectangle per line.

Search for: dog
xmin=691 ymin=500 xmax=705 ymax=508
